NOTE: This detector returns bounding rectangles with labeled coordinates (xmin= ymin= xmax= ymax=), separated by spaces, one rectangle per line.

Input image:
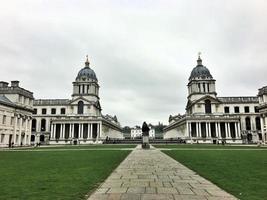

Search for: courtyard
xmin=0 ymin=144 xmax=266 ymax=200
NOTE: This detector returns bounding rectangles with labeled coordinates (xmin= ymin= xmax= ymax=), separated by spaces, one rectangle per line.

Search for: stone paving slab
xmin=88 ymin=145 xmax=237 ymax=200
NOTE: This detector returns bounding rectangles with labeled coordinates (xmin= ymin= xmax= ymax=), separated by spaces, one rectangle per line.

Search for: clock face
xmin=82 ymin=77 xmax=86 ymax=81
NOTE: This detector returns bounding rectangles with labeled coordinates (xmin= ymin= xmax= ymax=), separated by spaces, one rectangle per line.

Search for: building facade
xmin=0 ymin=81 xmax=34 ymax=147
xmin=130 ymin=126 xmax=155 ymax=139
xmin=258 ymin=86 xmax=267 ymax=143
xmin=32 ymin=57 xmax=123 ymax=145
xmin=164 ymin=56 xmax=263 ymax=144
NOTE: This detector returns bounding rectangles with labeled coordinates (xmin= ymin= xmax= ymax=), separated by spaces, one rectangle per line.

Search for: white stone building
xmin=258 ymin=86 xmax=267 ymax=143
xmin=32 ymin=57 xmax=123 ymax=145
xmin=131 ymin=126 xmax=155 ymax=139
xmin=0 ymin=81 xmax=34 ymax=147
xmin=164 ymin=55 xmax=263 ymax=144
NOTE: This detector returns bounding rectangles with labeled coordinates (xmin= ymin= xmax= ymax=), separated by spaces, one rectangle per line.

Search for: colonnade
xmin=187 ymin=121 xmax=241 ymax=139
xmin=50 ymin=122 xmax=101 ymax=140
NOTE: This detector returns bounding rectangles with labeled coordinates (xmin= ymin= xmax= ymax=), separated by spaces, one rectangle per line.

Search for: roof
xmin=34 ymin=99 xmax=70 ymax=106
xmin=258 ymin=86 xmax=267 ymax=96
xmin=218 ymin=96 xmax=258 ymax=103
xmin=0 ymin=95 xmax=15 ymax=107
xmin=189 ymin=56 xmax=213 ymax=80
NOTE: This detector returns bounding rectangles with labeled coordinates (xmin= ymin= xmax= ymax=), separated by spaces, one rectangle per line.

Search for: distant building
xmin=164 ymin=55 xmax=263 ymax=144
xmin=131 ymin=126 xmax=155 ymax=139
xmin=32 ymin=57 xmax=123 ymax=145
xmin=0 ymin=81 xmax=34 ymax=147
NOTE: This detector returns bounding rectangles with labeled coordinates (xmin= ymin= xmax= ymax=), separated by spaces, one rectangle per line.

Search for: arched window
xmin=255 ymin=117 xmax=261 ymax=130
xmin=198 ymin=83 xmax=201 ymax=92
xmin=41 ymin=119 xmax=46 ymax=131
xmin=205 ymin=99 xmax=212 ymax=114
xmin=32 ymin=119 xmax=36 ymax=131
xmin=78 ymin=101 xmax=84 ymax=114
xmin=245 ymin=117 xmax=251 ymax=130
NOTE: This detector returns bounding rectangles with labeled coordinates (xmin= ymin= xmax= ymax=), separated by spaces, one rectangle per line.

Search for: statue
xmin=142 ymin=121 xmax=150 ymax=149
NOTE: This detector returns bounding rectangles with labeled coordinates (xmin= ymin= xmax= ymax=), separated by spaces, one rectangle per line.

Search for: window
xmin=234 ymin=106 xmax=240 ymax=113
xmin=198 ymin=83 xmax=201 ymax=92
xmin=2 ymin=115 xmax=6 ymax=124
xmin=205 ymin=99 xmax=212 ymax=114
xmin=1 ymin=134 xmax=4 ymax=143
xmin=245 ymin=117 xmax=251 ymax=130
xmin=51 ymin=108 xmax=56 ymax=114
xmin=255 ymin=106 xmax=259 ymax=113
xmin=203 ymin=83 xmax=206 ymax=92
xmin=61 ymin=108 xmax=66 ymax=114
xmin=224 ymin=107 xmax=230 ymax=113
xmin=244 ymin=106 xmax=250 ymax=113
xmin=10 ymin=117 xmax=14 ymax=125
xmin=41 ymin=119 xmax=46 ymax=131
xmin=42 ymin=108 xmax=47 ymax=115
xmin=256 ymin=117 xmax=261 ymax=130
xmin=32 ymin=119 xmax=36 ymax=131
xmin=33 ymin=109 xmax=37 ymax=114
xmin=207 ymin=83 xmax=210 ymax=92
xmin=78 ymin=101 xmax=84 ymax=114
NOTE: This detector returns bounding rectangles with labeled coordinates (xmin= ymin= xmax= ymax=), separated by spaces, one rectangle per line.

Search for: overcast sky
xmin=1 ymin=1 xmax=267 ymax=126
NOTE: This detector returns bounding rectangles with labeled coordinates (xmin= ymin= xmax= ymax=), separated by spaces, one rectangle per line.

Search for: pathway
xmin=88 ymin=145 xmax=237 ymax=200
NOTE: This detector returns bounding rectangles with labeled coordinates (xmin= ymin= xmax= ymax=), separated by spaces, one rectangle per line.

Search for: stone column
xmin=237 ymin=122 xmax=241 ymax=138
xmin=70 ymin=124 xmax=74 ymax=138
xmin=87 ymin=124 xmax=90 ymax=139
xmin=196 ymin=122 xmax=199 ymax=138
xmin=62 ymin=124 xmax=65 ymax=139
xmin=205 ymin=123 xmax=209 ymax=138
xmin=198 ymin=123 xmax=202 ymax=138
xmin=234 ymin=123 xmax=238 ymax=138
xmin=225 ymin=123 xmax=228 ymax=139
xmin=24 ymin=118 xmax=28 ymax=145
xmin=97 ymin=123 xmax=100 ymax=140
xmin=60 ymin=124 xmax=63 ymax=139
xmin=90 ymin=123 xmax=93 ymax=139
xmin=13 ymin=115 xmax=18 ymax=144
xmin=260 ymin=117 xmax=265 ymax=143
xmin=28 ymin=119 xmax=32 ymax=145
xmin=80 ymin=124 xmax=84 ymax=139
xmin=218 ymin=123 xmax=221 ymax=138
xmin=215 ymin=122 xmax=218 ymax=138
xmin=50 ymin=124 xmax=54 ymax=139
xmin=18 ymin=117 xmax=22 ymax=146
xmin=227 ymin=123 xmax=231 ymax=138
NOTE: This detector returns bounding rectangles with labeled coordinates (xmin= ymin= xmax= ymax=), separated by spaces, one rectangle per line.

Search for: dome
xmin=76 ymin=57 xmax=98 ymax=81
xmin=189 ymin=56 xmax=213 ymax=80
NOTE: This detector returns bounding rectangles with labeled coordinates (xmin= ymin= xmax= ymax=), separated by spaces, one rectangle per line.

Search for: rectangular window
xmin=244 ymin=106 xmax=250 ymax=113
xmin=61 ymin=108 xmax=66 ymax=114
xmin=234 ymin=106 xmax=240 ymax=113
xmin=51 ymin=108 xmax=56 ymax=114
xmin=224 ymin=106 xmax=230 ymax=113
xmin=10 ymin=117 xmax=14 ymax=125
xmin=33 ymin=109 xmax=37 ymax=114
xmin=42 ymin=108 xmax=47 ymax=115
xmin=2 ymin=115 xmax=6 ymax=124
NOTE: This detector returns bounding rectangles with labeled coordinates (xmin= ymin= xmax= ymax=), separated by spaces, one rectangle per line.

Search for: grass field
xmin=163 ymin=148 xmax=267 ymax=200
xmin=154 ymin=144 xmax=265 ymax=149
xmin=0 ymin=149 xmax=130 ymax=200
xmin=13 ymin=144 xmax=137 ymax=150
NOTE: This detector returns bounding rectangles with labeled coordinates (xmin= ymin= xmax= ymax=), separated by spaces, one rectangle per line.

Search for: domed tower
xmin=72 ymin=56 xmax=99 ymax=101
xmin=187 ymin=54 xmax=217 ymax=102
xmin=71 ymin=56 xmax=101 ymax=116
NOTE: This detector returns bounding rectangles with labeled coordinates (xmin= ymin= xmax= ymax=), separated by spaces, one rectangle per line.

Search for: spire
xmin=197 ymin=52 xmax=202 ymax=66
xmin=85 ymin=55 xmax=90 ymax=67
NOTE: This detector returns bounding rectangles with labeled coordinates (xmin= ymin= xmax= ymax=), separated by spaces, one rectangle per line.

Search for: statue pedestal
xmin=142 ymin=136 xmax=150 ymax=149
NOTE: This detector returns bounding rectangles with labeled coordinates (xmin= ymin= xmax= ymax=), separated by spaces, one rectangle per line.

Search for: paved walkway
xmin=88 ymin=145 xmax=237 ymax=200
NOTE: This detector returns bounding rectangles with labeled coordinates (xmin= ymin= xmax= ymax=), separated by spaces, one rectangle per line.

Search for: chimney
xmin=0 ymin=81 xmax=9 ymax=88
xmin=11 ymin=81 xmax=19 ymax=87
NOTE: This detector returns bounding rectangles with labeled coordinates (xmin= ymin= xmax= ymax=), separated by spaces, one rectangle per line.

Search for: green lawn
xmin=163 ymin=149 xmax=267 ymax=200
xmin=154 ymin=144 xmax=264 ymax=149
xmin=13 ymin=144 xmax=137 ymax=150
xmin=0 ymin=150 xmax=130 ymax=200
